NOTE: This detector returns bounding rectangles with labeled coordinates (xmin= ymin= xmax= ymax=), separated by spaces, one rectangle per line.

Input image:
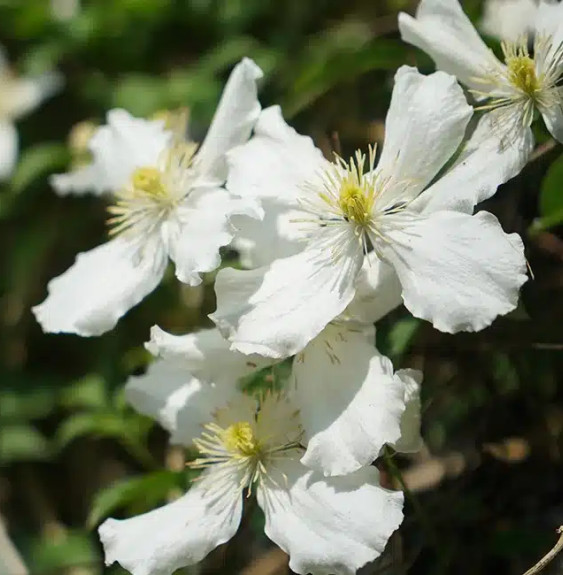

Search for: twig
xmin=530 ymin=139 xmax=557 ymax=163
xmin=522 ymin=526 xmax=563 ymax=575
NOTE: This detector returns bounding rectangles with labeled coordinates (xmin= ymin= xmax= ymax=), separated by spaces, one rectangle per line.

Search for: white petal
xmin=293 ymin=323 xmax=406 ymax=476
xmin=540 ymin=90 xmax=563 ymax=144
xmin=100 ymin=467 xmax=243 ymax=575
xmin=480 ymin=0 xmax=537 ymax=42
xmin=226 ymin=105 xmax=325 ymax=204
xmin=211 ymin=227 xmax=364 ymax=359
xmin=0 ymin=121 xmax=18 ymax=180
xmin=392 ymin=369 xmax=423 ymax=454
xmin=146 ymin=326 xmax=273 ymax=384
xmin=399 ymin=0 xmax=504 ymax=93
xmin=51 ymin=110 xmax=171 ymax=196
xmin=376 ymin=66 xmax=472 ymax=206
xmin=258 ymin=459 xmax=404 ymax=575
xmin=1 ymin=72 xmax=62 ymax=120
xmin=231 ymin=198 xmax=308 ymax=268
xmin=381 ymin=210 xmax=528 ymax=333
xmin=344 ymin=253 xmax=402 ymax=323
xmin=535 ymin=0 xmax=563 ymax=69
xmin=165 ymin=187 xmax=260 ymax=286
xmin=32 ymin=236 xmax=168 ymax=336
xmin=195 ymin=58 xmax=263 ymax=186
xmin=411 ymin=114 xmax=534 ymax=214
xmin=125 ymin=359 xmax=241 ymax=446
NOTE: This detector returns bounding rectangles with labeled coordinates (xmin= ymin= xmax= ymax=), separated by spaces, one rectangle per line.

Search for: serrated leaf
xmin=0 ymin=424 xmax=50 ymax=464
xmin=10 ymin=143 xmax=69 ymax=193
xmin=88 ymin=470 xmax=185 ymax=527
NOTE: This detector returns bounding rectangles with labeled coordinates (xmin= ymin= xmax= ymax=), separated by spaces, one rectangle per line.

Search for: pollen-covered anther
xmin=502 ymin=40 xmax=541 ymax=97
xmin=222 ymin=421 xmax=261 ymax=457
xmin=338 ymin=182 xmax=372 ymax=226
xmin=131 ymin=166 xmax=167 ymax=198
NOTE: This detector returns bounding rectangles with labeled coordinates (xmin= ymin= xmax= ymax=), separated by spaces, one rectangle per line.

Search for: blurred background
xmin=0 ymin=0 xmax=562 ymax=574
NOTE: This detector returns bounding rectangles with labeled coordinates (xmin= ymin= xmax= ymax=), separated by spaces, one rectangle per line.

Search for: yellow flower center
xmin=222 ymin=421 xmax=261 ymax=457
xmin=502 ymin=40 xmax=541 ymax=97
xmin=130 ymin=166 xmax=167 ymax=198
xmin=338 ymin=181 xmax=373 ymax=227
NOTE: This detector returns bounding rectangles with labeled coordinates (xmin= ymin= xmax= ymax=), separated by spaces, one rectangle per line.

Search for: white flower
xmin=33 ymin=58 xmax=263 ymax=337
xmin=0 ymin=46 xmax=61 ymax=180
xmin=99 ymin=392 xmax=404 ymax=575
xmin=481 ymin=0 xmax=538 ymax=42
xmin=399 ymin=0 xmax=563 ymax=145
xmin=130 ymin=319 xmax=422 ymax=477
xmin=210 ymin=66 xmax=528 ymax=359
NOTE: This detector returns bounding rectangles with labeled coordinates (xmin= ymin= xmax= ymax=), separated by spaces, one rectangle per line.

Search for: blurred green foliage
xmin=0 ymin=0 xmax=562 ymax=574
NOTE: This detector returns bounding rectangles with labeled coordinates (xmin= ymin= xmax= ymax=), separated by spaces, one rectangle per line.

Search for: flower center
xmin=221 ymin=421 xmax=261 ymax=457
xmin=338 ymin=181 xmax=373 ymax=226
xmin=503 ymin=41 xmax=540 ymax=97
xmin=130 ymin=166 xmax=168 ymax=199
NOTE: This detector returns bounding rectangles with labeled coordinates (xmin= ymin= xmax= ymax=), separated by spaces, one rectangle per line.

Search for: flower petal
xmin=125 ymin=359 xmax=242 ymax=446
xmin=165 ymin=187 xmax=259 ymax=286
xmin=33 ymin=236 xmax=168 ymax=336
xmin=231 ymin=198 xmax=308 ymax=268
xmin=344 ymin=253 xmax=402 ymax=323
xmin=399 ymin=0 xmax=504 ymax=93
xmin=540 ymin=89 xmax=563 ymax=144
xmin=380 ymin=210 xmax=528 ymax=333
xmin=1 ymin=72 xmax=62 ymax=121
xmin=258 ymin=459 xmax=403 ymax=575
xmin=535 ymin=0 xmax=563 ymax=69
xmin=376 ymin=66 xmax=472 ymax=206
xmin=211 ymin=226 xmax=364 ymax=359
xmin=411 ymin=114 xmax=534 ymax=214
xmin=392 ymin=369 xmax=423 ymax=454
xmin=0 ymin=120 xmax=18 ymax=181
xmin=51 ymin=109 xmax=171 ymax=196
xmin=146 ymin=326 xmax=273 ymax=385
xmin=226 ymin=105 xmax=325 ymax=204
xmin=293 ymin=323 xmax=406 ymax=476
xmin=195 ymin=58 xmax=263 ymax=186
xmin=480 ymin=0 xmax=537 ymax=42
xmin=100 ymin=467 xmax=243 ymax=575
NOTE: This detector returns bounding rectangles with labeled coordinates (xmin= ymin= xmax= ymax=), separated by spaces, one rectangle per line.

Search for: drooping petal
xmin=293 ymin=323 xmax=406 ymax=476
xmin=125 ymin=359 xmax=241 ymax=446
xmin=165 ymin=187 xmax=260 ymax=286
xmin=376 ymin=66 xmax=473 ymax=206
xmin=480 ymin=0 xmax=537 ymax=42
xmin=33 ymin=236 xmax=168 ymax=336
xmin=195 ymin=58 xmax=263 ymax=186
xmin=100 ymin=467 xmax=243 ymax=575
xmin=344 ymin=253 xmax=402 ymax=323
xmin=1 ymin=72 xmax=62 ymax=120
xmin=145 ymin=326 xmax=273 ymax=385
xmin=540 ymin=89 xmax=563 ymax=144
xmin=51 ymin=109 xmax=171 ymax=196
xmin=258 ymin=458 xmax=404 ymax=575
xmin=0 ymin=121 xmax=18 ymax=180
xmin=380 ymin=210 xmax=528 ymax=333
xmin=211 ymin=226 xmax=364 ymax=359
xmin=226 ymin=105 xmax=326 ymax=204
xmin=392 ymin=369 xmax=423 ymax=454
xmin=399 ymin=0 xmax=504 ymax=93
xmin=411 ymin=114 xmax=534 ymax=215
xmin=231 ymin=198 xmax=308 ymax=268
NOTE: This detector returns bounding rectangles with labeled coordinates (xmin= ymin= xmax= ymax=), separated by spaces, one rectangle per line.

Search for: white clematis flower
xmin=33 ymin=58 xmax=263 ymax=337
xmin=481 ymin=0 xmax=538 ymax=42
xmin=399 ymin=0 xmax=563 ymax=146
xmin=211 ymin=66 xmax=528 ymax=359
xmin=99 ymin=392 xmax=404 ymax=575
xmin=0 ymin=46 xmax=61 ymax=180
xmin=129 ymin=319 xmax=422 ymax=477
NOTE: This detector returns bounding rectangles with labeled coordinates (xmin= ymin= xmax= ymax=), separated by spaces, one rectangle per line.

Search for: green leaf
xmin=0 ymin=424 xmax=50 ymax=464
xmin=381 ymin=317 xmax=421 ymax=360
xmin=88 ymin=470 xmax=185 ymax=527
xmin=59 ymin=375 xmax=108 ymax=410
xmin=10 ymin=143 xmax=69 ymax=194
xmin=535 ymin=153 xmax=563 ymax=230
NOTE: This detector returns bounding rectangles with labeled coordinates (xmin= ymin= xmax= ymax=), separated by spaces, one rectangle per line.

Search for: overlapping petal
xmin=292 ymin=323 xmax=407 ymax=476
xmin=211 ymin=226 xmax=364 ymax=358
